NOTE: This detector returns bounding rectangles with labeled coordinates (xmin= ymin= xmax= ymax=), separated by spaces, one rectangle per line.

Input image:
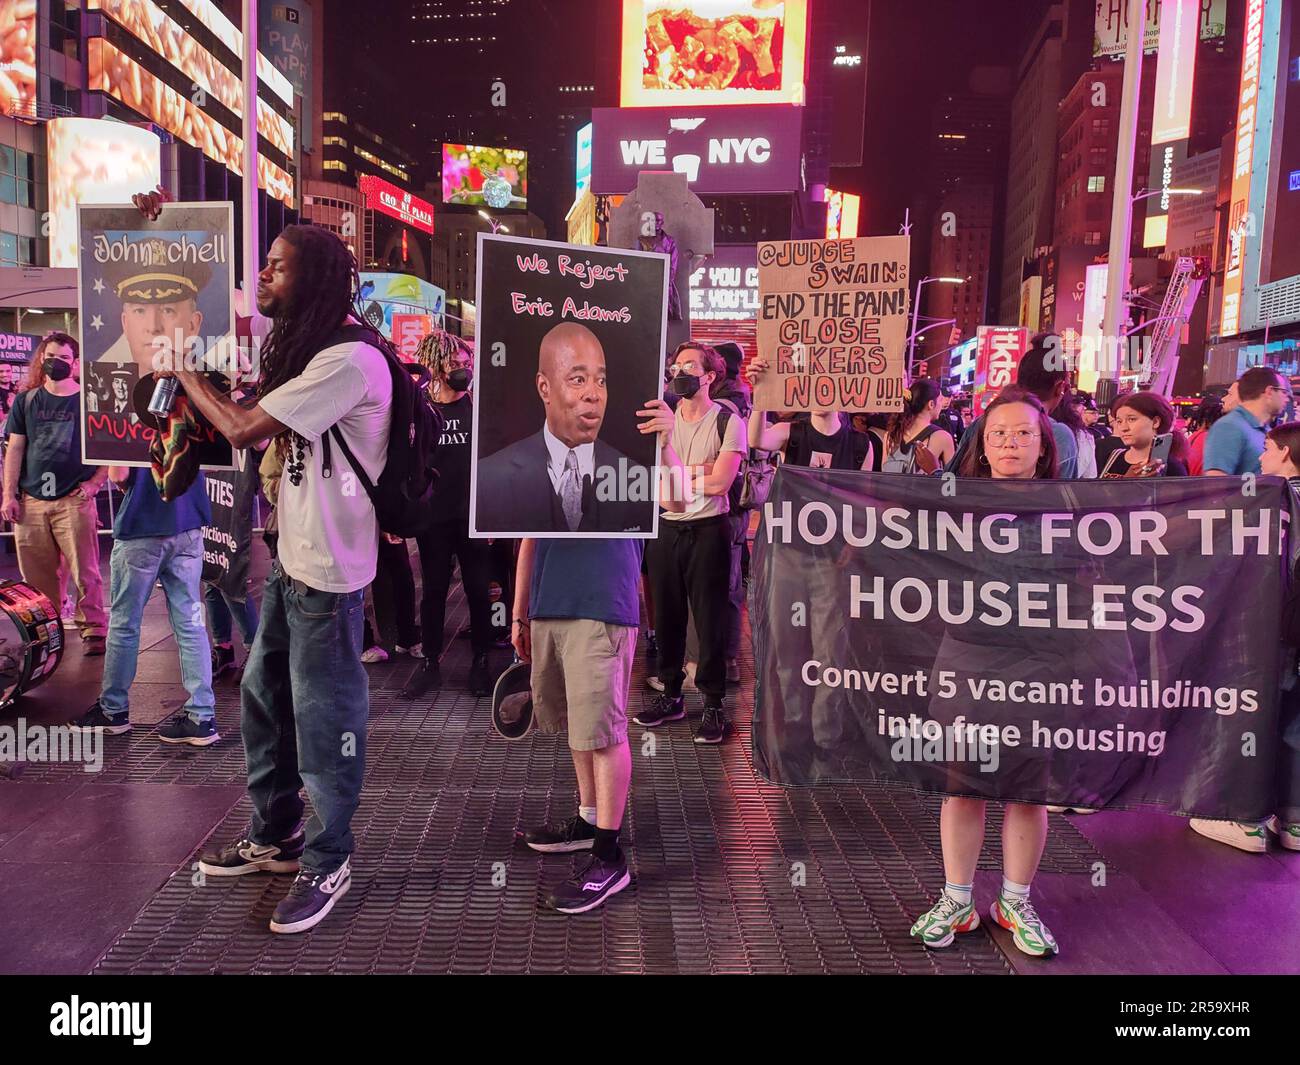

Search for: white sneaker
xmin=1189 ymin=817 xmax=1269 ymax=853
xmin=644 ymin=675 xmax=665 ymax=693
xmin=1275 ymin=821 xmax=1300 ymax=852
xmin=1047 ymin=806 xmax=1069 ymax=814
xmin=397 ymin=643 xmax=425 ymax=659
xmin=360 ymin=646 xmax=389 ymax=664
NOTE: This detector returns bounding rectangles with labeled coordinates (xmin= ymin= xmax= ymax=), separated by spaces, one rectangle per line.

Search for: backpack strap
xmin=715 ymin=407 xmax=731 ymax=450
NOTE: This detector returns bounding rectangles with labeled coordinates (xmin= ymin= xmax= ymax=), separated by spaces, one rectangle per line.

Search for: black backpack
xmin=319 ymin=323 xmax=445 ymax=538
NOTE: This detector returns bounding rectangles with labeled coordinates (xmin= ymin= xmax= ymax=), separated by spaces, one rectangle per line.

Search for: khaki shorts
xmin=531 ymin=618 xmax=636 ymax=751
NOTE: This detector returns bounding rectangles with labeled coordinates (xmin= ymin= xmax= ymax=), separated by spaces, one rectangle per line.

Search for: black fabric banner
xmin=201 ymin=453 xmax=256 ymax=598
xmin=750 ymin=467 xmax=1293 ymax=821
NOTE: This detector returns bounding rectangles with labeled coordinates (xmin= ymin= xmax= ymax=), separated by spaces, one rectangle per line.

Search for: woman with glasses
xmin=401 ymin=330 xmax=498 ymax=699
xmin=910 ymin=389 xmax=1062 ymax=958
xmin=635 ymin=342 xmax=745 ymax=745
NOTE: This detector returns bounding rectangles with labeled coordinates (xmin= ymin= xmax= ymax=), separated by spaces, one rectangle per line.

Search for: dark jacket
xmin=474 ymin=430 xmax=650 ymax=535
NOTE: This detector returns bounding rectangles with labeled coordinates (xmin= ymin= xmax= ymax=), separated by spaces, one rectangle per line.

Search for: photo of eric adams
xmin=473 ymin=322 xmax=654 ymax=536
xmin=470 ymin=233 xmax=670 ymax=539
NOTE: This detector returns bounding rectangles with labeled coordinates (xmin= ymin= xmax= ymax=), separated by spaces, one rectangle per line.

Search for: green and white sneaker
xmin=910 ymin=892 xmax=980 ymax=949
xmin=1271 ymin=819 xmax=1300 ymax=852
xmin=990 ymin=893 xmax=1059 ymax=957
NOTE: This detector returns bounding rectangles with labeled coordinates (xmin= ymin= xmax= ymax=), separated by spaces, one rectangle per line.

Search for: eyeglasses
xmin=1269 ymin=385 xmax=1293 ymax=398
xmin=668 ymin=362 xmax=702 ymax=377
xmin=985 ymin=429 xmax=1040 ymax=447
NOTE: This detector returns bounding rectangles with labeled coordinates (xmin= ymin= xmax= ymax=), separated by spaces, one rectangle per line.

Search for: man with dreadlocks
xmin=152 ymin=218 xmax=392 ymax=935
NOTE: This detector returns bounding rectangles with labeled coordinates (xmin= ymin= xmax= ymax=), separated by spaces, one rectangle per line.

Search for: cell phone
xmin=1151 ymin=433 xmax=1173 ymax=465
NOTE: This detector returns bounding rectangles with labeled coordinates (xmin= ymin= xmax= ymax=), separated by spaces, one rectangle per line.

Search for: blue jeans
xmin=241 ymin=566 xmax=367 ymax=875
xmin=100 ymin=529 xmax=215 ymax=723
xmin=205 ymin=582 xmax=260 ymax=647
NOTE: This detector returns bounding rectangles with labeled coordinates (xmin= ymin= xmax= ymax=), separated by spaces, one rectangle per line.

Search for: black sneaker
xmin=197 ymin=830 xmax=306 ymax=877
xmin=547 ymin=851 xmax=631 ymax=914
xmin=69 ymin=702 xmax=131 ymax=735
xmin=400 ymin=660 xmax=442 ymax=699
xmin=694 ymin=704 xmax=731 ymax=745
xmin=157 ymin=711 xmax=221 ymax=747
xmin=468 ymin=651 xmax=493 ymax=697
xmin=269 ymin=859 xmax=352 ymax=934
xmin=633 ymin=692 xmax=685 ymax=727
xmin=211 ymin=643 xmax=237 ymax=677
xmin=524 ymin=815 xmax=596 ymax=853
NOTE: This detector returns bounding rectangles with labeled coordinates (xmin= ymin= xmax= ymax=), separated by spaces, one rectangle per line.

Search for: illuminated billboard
xmin=88 ymin=38 xmax=294 ymax=207
xmin=359 ymin=174 xmax=435 ymax=235
xmin=442 ymin=144 xmax=527 ymax=209
xmin=1094 ymin=0 xmax=1226 ymax=58
xmin=620 ymin=0 xmax=808 ymax=107
xmin=825 ymin=189 xmax=860 ymax=239
xmin=359 ymin=272 xmax=446 ymax=339
xmin=46 ymin=119 xmax=162 ymax=269
xmin=0 ymin=0 xmax=36 ymax=119
xmin=590 ymin=104 xmax=802 ymax=194
xmin=689 ymin=245 xmax=758 ymax=321
xmin=575 ymin=122 xmax=593 ymax=200
xmin=89 ymin=0 xmax=294 ymax=158
xmin=1219 ymin=0 xmax=1268 ymax=337
xmin=173 ymin=0 xmax=294 ymax=106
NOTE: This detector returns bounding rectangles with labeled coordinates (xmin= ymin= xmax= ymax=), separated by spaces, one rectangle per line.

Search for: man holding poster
xmin=470 ymin=234 xmax=669 ymax=539
xmin=753 ymin=235 xmax=910 ymax=415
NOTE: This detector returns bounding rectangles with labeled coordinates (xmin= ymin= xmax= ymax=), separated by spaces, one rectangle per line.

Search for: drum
xmin=0 ymin=578 xmax=63 ymax=710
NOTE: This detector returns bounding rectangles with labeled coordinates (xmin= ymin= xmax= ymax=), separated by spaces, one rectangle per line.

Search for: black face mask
xmin=669 ymin=372 xmax=701 ymax=399
xmin=447 ymin=368 xmax=472 ymax=392
xmin=43 ymin=357 xmax=72 ymax=382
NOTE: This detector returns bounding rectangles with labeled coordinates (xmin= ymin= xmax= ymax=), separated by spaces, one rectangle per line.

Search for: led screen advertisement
xmin=47 ymin=119 xmax=163 ymax=269
xmin=358 ymin=272 xmax=446 ymax=340
xmin=442 ymin=144 xmax=528 ymax=209
xmin=689 ymin=244 xmax=758 ymax=321
xmin=88 ymin=0 xmax=294 ymax=159
xmin=620 ymin=0 xmax=808 ymax=107
xmin=88 ymin=38 xmax=294 ymax=207
xmin=0 ymin=0 xmax=36 ymax=119
xmin=590 ymin=104 xmax=802 ymax=195
xmin=260 ymin=0 xmax=314 ymax=150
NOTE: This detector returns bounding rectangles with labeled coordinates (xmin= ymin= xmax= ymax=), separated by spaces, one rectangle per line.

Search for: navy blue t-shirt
xmin=529 ymin=539 xmax=643 ymax=628
xmin=113 ymin=468 xmax=211 ymax=541
xmin=5 ymin=388 xmax=95 ymax=499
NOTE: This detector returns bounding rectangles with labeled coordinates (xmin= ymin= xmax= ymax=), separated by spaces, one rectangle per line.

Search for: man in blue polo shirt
xmin=512 ymin=538 xmax=642 ymax=913
xmin=1193 ymin=365 xmax=1292 ymax=853
xmin=1203 ymin=365 xmax=1292 ymax=477
xmin=69 ymin=466 xmax=217 ymax=746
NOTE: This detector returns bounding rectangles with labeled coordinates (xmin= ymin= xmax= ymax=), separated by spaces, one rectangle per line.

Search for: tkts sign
xmin=359 ymin=175 xmax=435 ymax=235
xmin=973 ymin=326 xmax=1029 ymax=415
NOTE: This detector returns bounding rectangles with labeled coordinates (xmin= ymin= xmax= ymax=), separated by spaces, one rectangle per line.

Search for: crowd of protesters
xmin=4 ymin=207 xmax=1294 ymax=945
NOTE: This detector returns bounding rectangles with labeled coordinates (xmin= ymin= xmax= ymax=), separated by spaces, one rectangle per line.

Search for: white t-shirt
xmin=260 ymin=339 xmax=392 ymax=593
xmin=664 ymin=402 xmax=745 ymax=522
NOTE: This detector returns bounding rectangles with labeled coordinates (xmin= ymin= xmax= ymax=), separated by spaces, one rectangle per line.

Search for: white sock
xmin=578 ymin=806 xmax=597 ymax=826
xmin=1001 ymin=877 xmax=1031 ymax=901
xmin=943 ymin=881 xmax=972 ymax=905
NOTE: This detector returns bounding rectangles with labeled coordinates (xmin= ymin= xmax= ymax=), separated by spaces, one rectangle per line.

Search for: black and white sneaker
xmin=694 ymin=704 xmax=731 ymax=745
xmin=197 ymin=830 xmax=305 ymax=877
xmin=157 ymin=711 xmax=220 ymax=746
xmin=69 ymin=702 xmax=131 ymax=735
xmin=211 ymin=643 xmax=237 ymax=677
xmin=269 ymin=859 xmax=352 ymax=934
xmin=633 ymin=693 xmax=685 ymax=727
xmin=524 ymin=815 xmax=596 ymax=853
xmin=547 ymin=852 xmax=631 ymax=914
xmin=400 ymin=660 xmax=441 ymax=699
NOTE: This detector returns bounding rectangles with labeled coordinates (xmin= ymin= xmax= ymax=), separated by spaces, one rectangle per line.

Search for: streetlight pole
xmin=908 ymin=276 xmax=964 ymax=373
xmin=1100 ymin=0 xmax=1145 ymax=390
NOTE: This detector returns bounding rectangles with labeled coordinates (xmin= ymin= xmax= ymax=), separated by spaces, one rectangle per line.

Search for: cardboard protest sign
xmin=755 ymin=235 xmax=909 ymax=413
